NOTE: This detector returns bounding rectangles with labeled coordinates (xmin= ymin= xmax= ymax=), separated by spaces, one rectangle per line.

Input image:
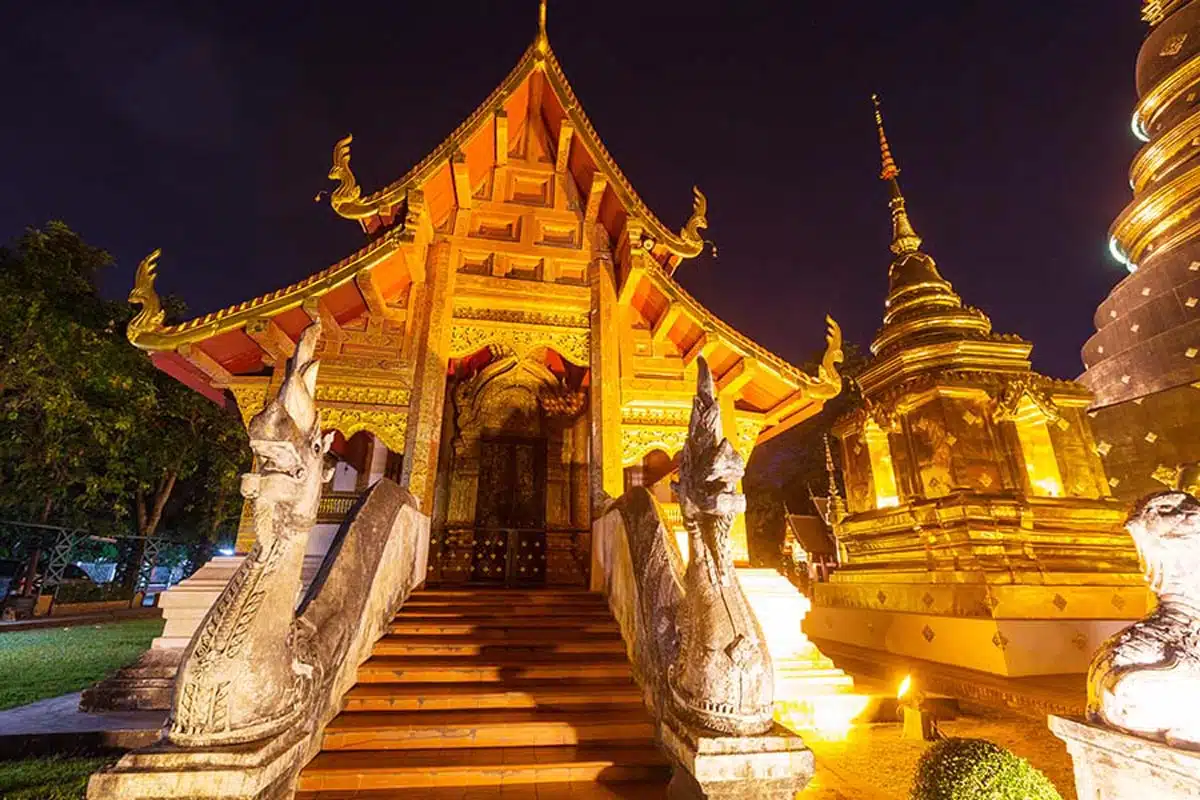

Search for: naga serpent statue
xmin=169 ymin=321 xmax=335 ymax=746
xmin=668 ymin=357 xmax=774 ymax=736
xmin=1088 ymin=489 xmax=1200 ymax=749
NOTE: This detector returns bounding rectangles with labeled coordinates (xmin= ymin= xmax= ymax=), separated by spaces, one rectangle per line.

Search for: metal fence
xmin=0 ymin=520 xmax=213 ymax=612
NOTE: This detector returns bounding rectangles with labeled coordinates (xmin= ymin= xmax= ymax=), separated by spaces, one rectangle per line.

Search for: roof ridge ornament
xmin=871 ymin=94 xmax=923 ymax=255
xmin=127 ymin=248 xmax=165 ymax=344
xmin=680 ymin=186 xmax=716 ymax=257
xmin=535 ymin=0 xmax=549 ymax=57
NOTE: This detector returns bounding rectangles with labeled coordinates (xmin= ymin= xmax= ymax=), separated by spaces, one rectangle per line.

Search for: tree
xmin=743 ymin=342 xmax=869 ymax=564
xmin=0 ymin=223 xmax=248 ymax=568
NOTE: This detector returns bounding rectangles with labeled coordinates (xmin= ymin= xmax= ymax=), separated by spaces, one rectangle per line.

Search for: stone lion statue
xmin=1087 ymin=490 xmax=1200 ymax=748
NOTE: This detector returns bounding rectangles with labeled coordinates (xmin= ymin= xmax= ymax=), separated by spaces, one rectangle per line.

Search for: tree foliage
xmin=0 ymin=223 xmax=248 ymax=544
xmin=744 ymin=341 xmax=869 ymax=565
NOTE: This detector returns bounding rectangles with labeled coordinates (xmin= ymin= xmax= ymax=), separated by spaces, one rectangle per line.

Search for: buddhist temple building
xmin=807 ymin=98 xmax=1150 ymax=677
xmin=124 ymin=4 xmax=844 ymax=584
xmin=1079 ymin=0 xmax=1200 ymax=502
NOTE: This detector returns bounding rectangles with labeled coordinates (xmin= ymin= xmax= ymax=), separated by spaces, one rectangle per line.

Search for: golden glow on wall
xmin=863 ymin=419 xmax=900 ymax=509
xmin=1013 ymin=396 xmax=1064 ymax=498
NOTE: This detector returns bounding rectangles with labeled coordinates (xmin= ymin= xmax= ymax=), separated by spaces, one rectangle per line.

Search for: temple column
xmin=720 ymin=394 xmax=750 ymax=564
xmin=589 ymin=250 xmax=622 ymax=507
xmin=569 ymin=411 xmax=590 ymax=529
xmin=401 ymin=239 xmax=457 ymax=513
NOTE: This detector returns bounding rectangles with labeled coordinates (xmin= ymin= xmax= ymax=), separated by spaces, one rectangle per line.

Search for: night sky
xmin=0 ymin=2 xmax=1144 ymax=380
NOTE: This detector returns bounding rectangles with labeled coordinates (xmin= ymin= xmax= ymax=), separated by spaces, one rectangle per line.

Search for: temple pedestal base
xmin=82 ymin=555 xmax=327 ymax=712
xmin=660 ymin=713 xmax=814 ymax=800
xmin=87 ymin=727 xmax=306 ymax=800
xmin=1049 ymin=716 xmax=1200 ymax=799
xmin=736 ymin=569 xmax=865 ymax=731
xmin=807 ymin=604 xmax=1137 ymax=677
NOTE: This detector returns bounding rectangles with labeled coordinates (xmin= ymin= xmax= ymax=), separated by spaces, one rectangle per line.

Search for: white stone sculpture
xmin=1087 ymin=490 xmax=1200 ymax=749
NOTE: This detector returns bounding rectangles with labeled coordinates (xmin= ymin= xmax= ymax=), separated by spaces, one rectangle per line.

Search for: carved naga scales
xmin=169 ymin=322 xmax=335 ymax=747
xmin=1088 ymin=489 xmax=1200 ymax=748
xmin=668 ymin=357 xmax=774 ymax=736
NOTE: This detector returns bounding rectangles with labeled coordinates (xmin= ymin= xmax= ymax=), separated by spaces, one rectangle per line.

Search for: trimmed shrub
xmin=910 ymin=737 xmax=1063 ymax=800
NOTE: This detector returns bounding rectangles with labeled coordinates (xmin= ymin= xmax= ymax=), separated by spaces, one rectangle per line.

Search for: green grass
xmin=0 ymin=755 xmax=118 ymax=800
xmin=0 ymin=619 xmax=164 ymax=710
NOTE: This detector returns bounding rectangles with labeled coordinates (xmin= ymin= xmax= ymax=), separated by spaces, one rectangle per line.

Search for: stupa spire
xmin=872 ymin=94 xmax=923 ymax=255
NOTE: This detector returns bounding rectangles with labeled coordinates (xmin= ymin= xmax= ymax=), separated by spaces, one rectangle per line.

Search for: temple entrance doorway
xmin=426 ymin=346 xmax=592 ymax=589
xmin=470 ymin=436 xmax=547 ymax=585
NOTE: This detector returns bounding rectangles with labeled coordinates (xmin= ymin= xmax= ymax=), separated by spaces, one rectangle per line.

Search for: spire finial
xmin=535 ymin=0 xmax=549 ymax=55
xmin=872 ymin=94 xmax=900 ymax=181
xmin=824 ymin=434 xmax=846 ymax=524
xmin=871 ymin=94 xmax=923 ymax=255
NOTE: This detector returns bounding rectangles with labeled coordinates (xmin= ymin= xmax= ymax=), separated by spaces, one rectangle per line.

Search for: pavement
xmin=0 ymin=606 xmax=162 ymax=634
xmin=0 ymin=692 xmax=163 ymax=758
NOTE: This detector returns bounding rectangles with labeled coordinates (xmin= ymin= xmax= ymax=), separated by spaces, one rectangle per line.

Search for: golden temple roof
xmin=123 ymin=5 xmax=839 ymax=430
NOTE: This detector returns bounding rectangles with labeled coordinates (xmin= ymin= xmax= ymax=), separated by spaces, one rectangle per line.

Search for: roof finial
xmin=872 ymin=94 xmax=900 ymax=181
xmin=871 ymin=94 xmax=922 ymax=255
xmin=535 ymin=0 xmax=549 ymax=56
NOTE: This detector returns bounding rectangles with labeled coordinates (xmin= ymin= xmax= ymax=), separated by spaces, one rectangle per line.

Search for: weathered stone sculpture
xmin=169 ymin=321 xmax=335 ymax=746
xmin=668 ymin=357 xmax=774 ymax=736
xmin=1087 ymin=489 xmax=1200 ymax=748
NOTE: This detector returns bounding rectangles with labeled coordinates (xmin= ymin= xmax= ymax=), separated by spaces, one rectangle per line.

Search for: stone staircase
xmin=295 ymin=588 xmax=671 ymax=798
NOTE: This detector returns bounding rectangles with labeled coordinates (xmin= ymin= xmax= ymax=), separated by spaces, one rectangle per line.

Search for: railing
xmin=316 ymin=491 xmax=360 ymax=525
xmin=427 ymin=526 xmax=591 ymax=587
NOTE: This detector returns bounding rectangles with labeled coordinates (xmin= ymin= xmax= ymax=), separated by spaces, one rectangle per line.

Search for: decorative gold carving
xmin=320 ymin=407 xmax=408 ymax=452
xmin=679 ymin=186 xmax=709 ymax=251
xmin=316 ymin=385 xmax=411 ymax=407
xmin=228 ymin=384 xmax=269 ymax=428
xmin=449 ymin=321 xmax=589 ymax=365
xmin=1162 ymin=32 xmax=1188 ymax=57
xmin=127 ymin=249 xmax=165 ymax=344
xmin=621 ymin=425 xmax=689 ymax=466
xmin=734 ymin=416 xmax=762 ymax=461
xmin=327 ymin=134 xmax=385 ymax=221
xmin=622 ymin=407 xmax=690 ymax=427
xmin=992 ymin=376 xmax=1061 ymax=424
xmin=452 ymin=306 xmax=589 ymax=329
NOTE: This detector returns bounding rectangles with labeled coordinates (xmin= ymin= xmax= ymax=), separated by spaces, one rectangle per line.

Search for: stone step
xmin=388 ymin=615 xmax=619 ymax=632
xmin=296 ymin=744 xmax=670 ymax=792
xmin=371 ymin=634 xmax=626 ymax=657
xmin=321 ymin=706 xmax=657 ymax=751
xmin=398 ymin=601 xmax=610 ymax=616
xmin=297 ymin=782 xmax=669 ymax=799
xmin=387 ymin=619 xmax=622 ymax=636
xmin=411 ymin=589 xmax=601 ymax=600
xmin=342 ymin=679 xmax=643 ymax=712
xmin=355 ymin=653 xmax=635 ymax=684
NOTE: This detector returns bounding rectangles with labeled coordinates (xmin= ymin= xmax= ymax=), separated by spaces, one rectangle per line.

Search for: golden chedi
xmin=1079 ymin=0 xmax=1200 ymax=504
xmin=808 ymin=98 xmax=1150 ymax=677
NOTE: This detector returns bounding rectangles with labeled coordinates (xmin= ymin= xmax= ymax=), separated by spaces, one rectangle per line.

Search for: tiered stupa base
xmin=810 ymin=576 xmax=1150 ymax=677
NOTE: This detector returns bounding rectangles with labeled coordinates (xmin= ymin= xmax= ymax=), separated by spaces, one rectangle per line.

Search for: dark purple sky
xmin=0 ymin=1 xmax=1143 ymax=379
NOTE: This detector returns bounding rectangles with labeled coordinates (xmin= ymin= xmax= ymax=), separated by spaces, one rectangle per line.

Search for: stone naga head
xmin=1125 ymin=490 xmax=1200 ymax=599
xmin=241 ymin=322 xmax=335 ymax=531
xmin=673 ymin=357 xmax=746 ymax=524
